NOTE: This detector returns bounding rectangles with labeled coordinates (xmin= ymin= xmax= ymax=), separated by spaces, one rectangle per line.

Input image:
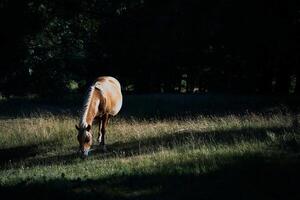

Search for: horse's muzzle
xmin=83 ymin=150 xmax=89 ymax=156
xmin=78 ymin=149 xmax=89 ymax=157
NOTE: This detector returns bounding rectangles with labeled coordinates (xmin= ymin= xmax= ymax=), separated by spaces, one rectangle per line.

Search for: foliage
xmin=0 ymin=0 xmax=300 ymax=96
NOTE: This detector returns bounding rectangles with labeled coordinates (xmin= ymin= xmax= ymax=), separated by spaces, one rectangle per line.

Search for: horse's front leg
xmin=97 ymin=117 xmax=102 ymax=144
xmin=100 ymin=114 xmax=109 ymax=151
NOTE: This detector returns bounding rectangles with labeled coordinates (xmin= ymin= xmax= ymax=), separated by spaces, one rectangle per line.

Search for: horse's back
xmin=95 ymin=76 xmax=121 ymax=90
xmin=94 ymin=76 xmax=122 ymax=116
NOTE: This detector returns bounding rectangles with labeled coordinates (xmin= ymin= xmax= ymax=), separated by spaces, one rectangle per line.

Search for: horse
xmin=75 ymin=76 xmax=122 ymax=156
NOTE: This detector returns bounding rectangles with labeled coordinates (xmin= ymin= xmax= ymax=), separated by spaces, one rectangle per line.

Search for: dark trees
xmin=0 ymin=0 xmax=299 ymax=97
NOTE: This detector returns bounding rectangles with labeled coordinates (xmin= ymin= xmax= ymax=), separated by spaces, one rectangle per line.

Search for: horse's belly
xmin=109 ymin=97 xmax=122 ymax=116
xmin=105 ymin=86 xmax=122 ymax=116
xmin=109 ymin=103 xmax=122 ymax=116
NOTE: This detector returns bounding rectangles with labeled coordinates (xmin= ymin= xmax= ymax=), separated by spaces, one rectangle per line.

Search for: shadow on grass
xmin=1 ymin=126 xmax=298 ymax=169
xmin=0 ymin=94 xmax=299 ymax=119
xmin=0 ymin=152 xmax=299 ymax=200
xmin=0 ymin=98 xmax=80 ymax=119
xmin=0 ymin=144 xmax=41 ymax=165
xmin=0 ymin=140 xmax=61 ymax=167
xmin=0 ymin=147 xmax=80 ymax=169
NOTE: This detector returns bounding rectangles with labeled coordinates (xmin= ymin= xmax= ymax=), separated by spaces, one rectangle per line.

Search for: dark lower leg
xmin=100 ymin=114 xmax=109 ymax=147
xmin=100 ymin=128 xmax=105 ymax=146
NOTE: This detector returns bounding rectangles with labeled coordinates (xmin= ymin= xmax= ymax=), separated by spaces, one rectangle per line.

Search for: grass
xmin=0 ymin=94 xmax=299 ymax=199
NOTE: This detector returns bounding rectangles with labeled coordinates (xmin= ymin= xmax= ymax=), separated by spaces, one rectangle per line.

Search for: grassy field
xmin=0 ymin=94 xmax=299 ymax=199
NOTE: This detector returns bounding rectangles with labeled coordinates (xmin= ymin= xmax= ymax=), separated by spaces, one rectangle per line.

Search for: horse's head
xmin=75 ymin=124 xmax=92 ymax=157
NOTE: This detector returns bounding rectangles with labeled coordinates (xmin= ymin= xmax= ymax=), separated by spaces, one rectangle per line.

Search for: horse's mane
xmin=80 ymin=82 xmax=104 ymax=128
xmin=80 ymin=85 xmax=95 ymax=128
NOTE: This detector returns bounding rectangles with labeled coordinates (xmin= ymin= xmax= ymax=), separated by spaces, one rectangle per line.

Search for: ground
xmin=0 ymin=94 xmax=299 ymax=199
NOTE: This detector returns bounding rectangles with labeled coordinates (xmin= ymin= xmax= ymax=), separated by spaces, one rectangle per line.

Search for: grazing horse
xmin=76 ymin=76 xmax=122 ymax=156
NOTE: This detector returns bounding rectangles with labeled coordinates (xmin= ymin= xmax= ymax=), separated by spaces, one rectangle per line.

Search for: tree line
xmin=0 ymin=0 xmax=299 ymax=97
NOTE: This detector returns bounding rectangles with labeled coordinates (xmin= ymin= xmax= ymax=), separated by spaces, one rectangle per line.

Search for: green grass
xmin=0 ymin=95 xmax=299 ymax=199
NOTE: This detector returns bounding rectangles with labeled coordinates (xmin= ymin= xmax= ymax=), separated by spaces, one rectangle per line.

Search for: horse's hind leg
xmin=100 ymin=114 xmax=109 ymax=151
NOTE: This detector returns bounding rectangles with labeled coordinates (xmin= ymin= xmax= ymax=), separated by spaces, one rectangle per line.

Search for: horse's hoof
xmin=100 ymin=145 xmax=107 ymax=152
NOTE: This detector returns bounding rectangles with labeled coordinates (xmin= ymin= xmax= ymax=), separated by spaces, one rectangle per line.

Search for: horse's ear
xmin=75 ymin=125 xmax=80 ymax=130
xmin=86 ymin=125 xmax=91 ymax=132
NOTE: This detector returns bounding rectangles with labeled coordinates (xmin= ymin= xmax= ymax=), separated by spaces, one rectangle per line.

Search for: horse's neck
xmin=81 ymin=88 xmax=100 ymax=127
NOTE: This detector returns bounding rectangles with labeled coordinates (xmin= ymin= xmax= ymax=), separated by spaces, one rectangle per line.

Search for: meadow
xmin=0 ymin=94 xmax=299 ymax=200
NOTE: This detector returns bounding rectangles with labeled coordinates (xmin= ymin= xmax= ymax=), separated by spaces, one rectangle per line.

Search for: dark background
xmin=0 ymin=0 xmax=299 ymax=97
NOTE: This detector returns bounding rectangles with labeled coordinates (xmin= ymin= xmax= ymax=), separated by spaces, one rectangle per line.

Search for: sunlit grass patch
xmin=0 ymin=110 xmax=299 ymax=199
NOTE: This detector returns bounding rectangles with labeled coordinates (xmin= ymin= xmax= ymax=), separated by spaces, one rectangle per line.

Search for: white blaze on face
xmin=83 ymin=149 xmax=90 ymax=156
xmin=76 ymin=124 xmax=92 ymax=157
xmin=81 ymin=131 xmax=92 ymax=156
